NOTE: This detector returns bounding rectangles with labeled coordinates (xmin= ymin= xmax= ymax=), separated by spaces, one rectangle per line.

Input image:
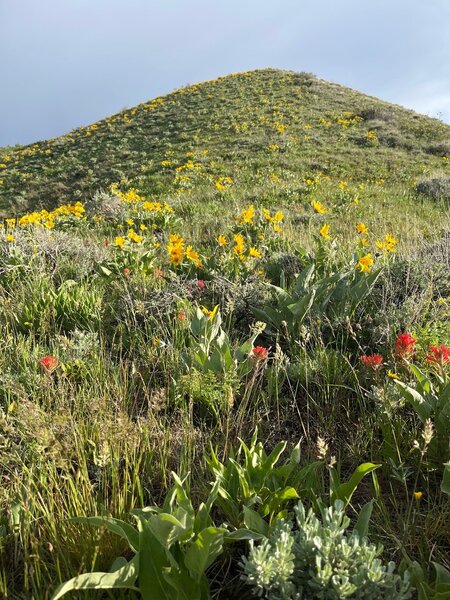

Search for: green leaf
xmin=441 ymin=463 xmax=450 ymax=496
xmin=433 ymin=561 xmax=450 ymax=585
xmin=138 ymin=518 xmax=172 ymax=600
xmin=331 ymin=463 xmax=380 ymax=505
xmin=353 ymin=500 xmax=373 ymax=539
xmin=243 ymin=506 xmax=269 ymax=535
xmin=184 ymin=527 xmax=226 ymax=581
xmin=70 ymin=516 xmax=139 ymax=552
xmin=225 ymin=529 xmax=266 ymax=542
xmin=163 ymin=567 xmax=202 ymax=600
xmin=262 ymin=487 xmax=299 ymax=518
xmin=51 ymin=556 xmax=139 ymax=599
xmin=148 ymin=512 xmax=190 ymax=548
xmin=287 ymin=289 xmax=315 ymax=322
xmin=394 ymin=380 xmax=431 ymax=423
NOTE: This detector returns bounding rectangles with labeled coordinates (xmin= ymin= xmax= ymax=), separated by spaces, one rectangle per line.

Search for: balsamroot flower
xmin=425 ymin=344 xmax=450 ymax=364
xmin=39 ymin=355 xmax=59 ymax=373
xmin=394 ymin=333 xmax=416 ymax=358
xmin=251 ymin=346 xmax=268 ymax=361
xmin=356 ymin=253 xmax=374 ymax=273
xmin=360 ymin=353 xmax=383 ymax=370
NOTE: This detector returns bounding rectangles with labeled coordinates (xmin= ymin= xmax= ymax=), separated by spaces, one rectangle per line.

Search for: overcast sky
xmin=1 ymin=0 xmax=450 ymax=147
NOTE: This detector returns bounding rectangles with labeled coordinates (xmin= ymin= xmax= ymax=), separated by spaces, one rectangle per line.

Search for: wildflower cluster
xmin=167 ymin=234 xmax=202 ymax=268
xmin=4 ymin=202 xmax=85 ymax=231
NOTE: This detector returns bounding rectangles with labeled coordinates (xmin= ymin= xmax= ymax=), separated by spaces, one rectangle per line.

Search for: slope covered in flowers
xmin=0 ymin=70 xmax=450 ymax=598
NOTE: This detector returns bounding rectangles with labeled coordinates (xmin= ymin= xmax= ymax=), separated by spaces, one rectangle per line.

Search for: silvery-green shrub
xmin=242 ymin=500 xmax=412 ymax=599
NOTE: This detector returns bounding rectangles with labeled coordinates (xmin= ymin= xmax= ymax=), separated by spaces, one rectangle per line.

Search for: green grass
xmin=0 ymin=69 xmax=450 ymax=598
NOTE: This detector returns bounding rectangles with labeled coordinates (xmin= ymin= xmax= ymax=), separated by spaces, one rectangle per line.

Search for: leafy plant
xmin=52 ymin=474 xmax=226 ymax=600
xmin=206 ymin=430 xmax=323 ymax=530
xmin=394 ymin=363 xmax=450 ymax=440
xmin=183 ymin=306 xmax=262 ymax=376
xmin=241 ymin=500 xmax=412 ymax=599
xmin=253 ymin=259 xmax=381 ymax=339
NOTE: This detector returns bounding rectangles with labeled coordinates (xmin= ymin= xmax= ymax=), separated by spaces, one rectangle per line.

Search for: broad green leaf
xmin=148 ymin=512 xmax=190 ymax=548
xmin=70 ymin=516 xmax=139 ymax=552
xmin=287 ymin=289 xmax=315 ymax=321
xmin=441 ymin=463 xmax=450 ymax=497
xmin=353 ymin=500 xmax=373 ymax=539
xmin=138 ymin=519 xmax=172 ymax=600
xmin=394 ymin=381 xmax=431 ymax=423
xmin=225 ymin=529 xmax=266 ymax=542
xmin=163 ymin=567 xmax=202 ymax=600
xmin=51 ymin=556 xmax=139 ymax=600
xmin=184 ymin=527 xmax=226 ymax=581
xmin=331 ymin=463 xmax=380 ymax=505
xmin=434 ymin=561 xmax=450 ymax=585
xmin=243 ymin=506 xmax=269 ymax=535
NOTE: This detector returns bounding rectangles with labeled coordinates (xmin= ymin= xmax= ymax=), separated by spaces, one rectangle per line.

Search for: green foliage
xmin=52 ymin=474 xmax=226 ymax=600
xmin=394 ymin=364 xmax=450 ymax=440
xmin=241 ymin=500 xmax=412 ymax=599
xmin=183 ymin=306 xmax=261 ymax=376
xmin=254 ymin=258 xmax=382 ymax=340
xmin=206 ymin=430 xmax=323 ymax=529
xmin=1 ymin=68 xmax=450 ymax=597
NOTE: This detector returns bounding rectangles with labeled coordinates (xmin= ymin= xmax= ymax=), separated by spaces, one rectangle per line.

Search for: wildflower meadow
xmin=0 ymin=69 xmax=449 ymax=599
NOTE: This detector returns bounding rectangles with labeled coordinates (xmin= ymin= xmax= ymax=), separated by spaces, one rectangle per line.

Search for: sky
xmin=1 ymin=0 xmax=450 ymax=147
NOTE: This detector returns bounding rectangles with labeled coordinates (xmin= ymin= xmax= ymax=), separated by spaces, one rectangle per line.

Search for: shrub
xmin=425 ymin=141 xmax=450 ymax=157
xmin=241 ymin=500 xmax=412 ymax=599
xmin=415 ymin=176 xmax=450 ymax=202
xmin=358 ymin=107 xmax=394 ymax=123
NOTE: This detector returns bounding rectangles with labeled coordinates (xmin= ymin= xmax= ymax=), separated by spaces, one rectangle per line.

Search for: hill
xmin=1 ymin=69 xmax=450 ymax=216
xmin=1 ymin=70 xmax=450 ymax=598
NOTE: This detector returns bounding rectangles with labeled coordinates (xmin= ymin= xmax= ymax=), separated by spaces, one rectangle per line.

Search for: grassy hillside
xmin=1 ymin=69 xmax=450 ymax=598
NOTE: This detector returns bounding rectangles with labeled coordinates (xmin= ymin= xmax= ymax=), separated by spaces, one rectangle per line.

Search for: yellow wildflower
xmin=217 ymin=234 xmax=228 ymax=246
xmin=167 ymin=234 xmax=184 ymax=266
xmin=356 ymin=253 xmax=374 ymax=273
xmin=240 ymin=205 xmax=255 ymax=224
xmin=6 ymin=234 xmax=15 ymax=242
xmin=413 ymin=491 xmax=423 ymax=501
xmin=127 ymin=229 xmax=143 ymax=244
xmin=233 ymin=233 xmax=246 ymax=256
xmin=376 ymin=234 xmax=397 ymax=253
xmin=387 ymin=370 xmax=401 ymax=380
xmin=185 ymin=246 xmax=202 ymax=268
xmin=319 ymin=223 xmax=331 ymax=240
xmin=312 ymin=201 xmax=328 ymax=214
xmin=356 ymin=223 xmax=368 ymax=235
xmin=115 ymin=236 xmax=126 ymax=247
xmin=201 ymin=305 xmax=219 ymax=319
xmin=249 ymin=247 xmax=262 ymax=258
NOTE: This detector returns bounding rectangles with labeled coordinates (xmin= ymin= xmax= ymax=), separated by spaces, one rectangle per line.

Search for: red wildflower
xmin=360 ymin=354 xmax=384 ymax=370
xmin=394 ymin=333 xmax=416 ymax=358
xmin=251 ymin=346 xmax=268 ymax=361
xmin=39 ymin=355 xmax=59 ymax=372
xmin=196 ymin=279 xmax=205 ymax=290
xmin=177 ymin=310 xmax=187 ymax=321
xmin=425 ymin=345 xmax=450 ymax=364
xmin=123 ymin=267 xmax=131 ymax=278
